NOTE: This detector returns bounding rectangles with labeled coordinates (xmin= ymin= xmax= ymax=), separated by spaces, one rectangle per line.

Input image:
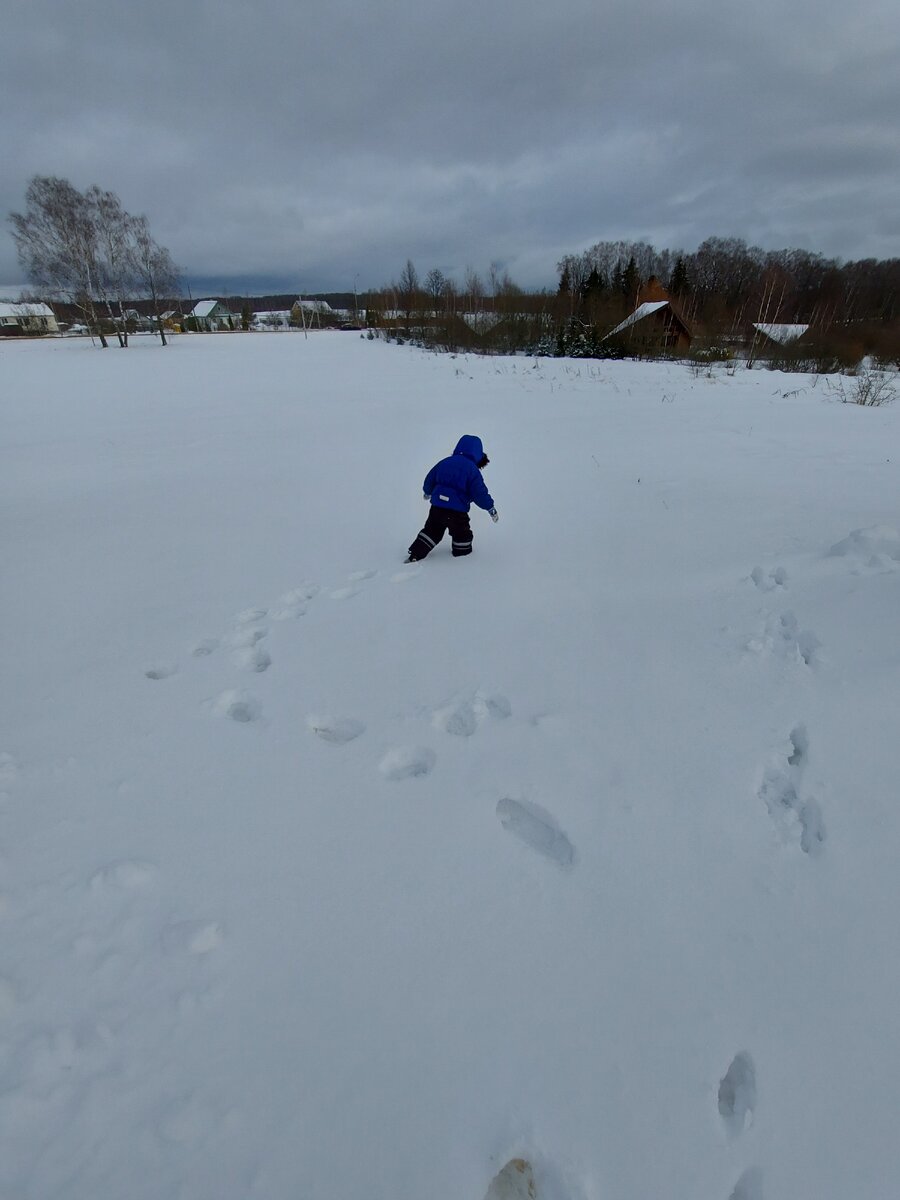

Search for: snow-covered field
xmin=2 ymin=332 xmax=899 ymax=1200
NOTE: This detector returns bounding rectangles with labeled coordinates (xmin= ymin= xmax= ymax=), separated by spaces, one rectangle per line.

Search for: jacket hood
xmin=453 ymin=435 xmax=484 ymax=464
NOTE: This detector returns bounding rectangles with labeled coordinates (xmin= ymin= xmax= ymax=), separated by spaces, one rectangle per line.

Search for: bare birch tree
xmin=9 ymin=175 xmax=109 ymax=346
xmin=130 ymin=214 xmax=180 ymax=346
xmin=9 ymin=174 xmax=178 ymax=349
xmin=88 ymin=186 xmax=133 ymax=346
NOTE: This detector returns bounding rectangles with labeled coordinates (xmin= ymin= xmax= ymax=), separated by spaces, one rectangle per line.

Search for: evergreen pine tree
xmin=621 ymin=256 xmax=640 ymax=303
xmin=669 ymin=257 xmax=689 ymax=296
xmin=580 ymin=267 xmax=604 ymax=302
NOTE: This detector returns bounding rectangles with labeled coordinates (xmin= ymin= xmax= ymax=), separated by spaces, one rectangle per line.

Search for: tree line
xmin=556 ymin=236 xmax=899 ymax=328
xmin=9 ymin=175 xmax=179 ymax=347
xmin=370 ymin=239 xmax=899 ymax=367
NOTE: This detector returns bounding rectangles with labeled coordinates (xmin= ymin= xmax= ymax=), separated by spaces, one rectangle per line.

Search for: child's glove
xmin=423 ymin=493 xmax=431 ymax=501
xmin=489 ymin=507 xmax=499 ymax=523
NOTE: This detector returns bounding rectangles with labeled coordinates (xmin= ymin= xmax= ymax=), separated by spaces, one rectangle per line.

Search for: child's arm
xmin=423 ymin=464 xmax=437 ymax=498
xmin=469 ymin=468 xmax=495 ymax=512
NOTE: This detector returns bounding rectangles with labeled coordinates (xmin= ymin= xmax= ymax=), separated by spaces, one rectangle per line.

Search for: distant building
xmin=188 ymin=300 xmax=236 ymax=331
xmin=603 ymin=276 xmax=692 ymax=353
xmin=751 ymin=323 xmax=810 ymax=346
xmin=252 ymin=309 xmax=292 ymax=329
xmin=604 ymin=300 xmax=692 ymax=353
xmin=290 ymin=298 xmax=334 ymax=326
xmin=120 ymin=309 xmax=156 ymax=332
xmin=0 ymin=300 xmax=59 ymax=336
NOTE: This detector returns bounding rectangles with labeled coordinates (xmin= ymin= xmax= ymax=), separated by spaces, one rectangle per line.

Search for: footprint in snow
xmin=347 ymin=568 xmax=377 ymax=582
xmin=730 ymin=1167 xmax=764 ymax=1200
xmin=757 ymin=725 xmax=826 ymax=856
xmin=718 ymin=1051 xmax=757 ymax=1136
xmin=330 ymin=585 xmax=360 ymax=601
xmin=307 ymin=715 xmax=366 ymax=744
xmin=145 ymin=661 xmax=178 ymax=680
xmin=234 ymin=607 xmax=267 ymax=625
xmin=433 ymin=692 xmax=512 ymax=736
xmin=496 ymin=797 xmax=575 ymax=867
xmin=484 ymin=1159 xmax=536 ymax=1200
xmin=475 ymin=691 xmax=512 ymax=720
xmin=390 ymin=566 xmax=422 ymax=583
xmin=828 ymin=524 xmax=900 ymax=571
xmin=433 ymin=698 xmax=478 ymax=737
xmin=191 ymin=638 xmax=219 ymax=657
xmin=212 ymin=689 xmax=262 ymax=723
xmin=233 ymin=642 xmax=272 ymax=672
xmin=747 ymin=611 xmax=819 ymax=667
xmin=271 ymin=582 xmax=319 ymax=620
xmin=750 ymin=565 xmax=788 ymax=590
xmin=227 ymin=624 xmax=267 ymax=649
xmin=379 ymin=746 xmax=436 ymax=780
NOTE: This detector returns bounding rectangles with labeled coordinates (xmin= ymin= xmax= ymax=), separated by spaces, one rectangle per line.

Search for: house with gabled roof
xmin=751 ymin=323 xmax=810 ymax=346
xmin=603 ymin=278 xmax=692 ymax=353
xmin=0 ymin=300 xmax=59 ymax=336
xmin=188 ymin=300 xmax=235 ymax=331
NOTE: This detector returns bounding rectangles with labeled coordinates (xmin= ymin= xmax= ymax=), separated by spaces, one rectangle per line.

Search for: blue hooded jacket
xmin=424 ymin=435 xmax=495 ymax=513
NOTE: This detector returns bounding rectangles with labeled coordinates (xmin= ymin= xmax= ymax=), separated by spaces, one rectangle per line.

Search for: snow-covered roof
xmin=294 ymin=299 xmax=333 ymax=312
xmin=462 ymin=311 xmax=503 ymax=332
xmin=605 ymin=301 xmax=669 ymax=339
xmin=0 ymin=301 xmax=55 ymax=319
xmin=190 ymin=299 xmax=219 ymax=318
xmin=752 ymin=323 xmax=809 ymax=344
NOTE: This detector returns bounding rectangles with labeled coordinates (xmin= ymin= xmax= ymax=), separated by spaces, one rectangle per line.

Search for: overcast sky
xmin=2 ymin=0 xmax=898 ymax=296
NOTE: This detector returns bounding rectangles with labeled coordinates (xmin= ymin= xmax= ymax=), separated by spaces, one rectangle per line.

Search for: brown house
xmin=602 ymin=276 xmax=692 ymax=353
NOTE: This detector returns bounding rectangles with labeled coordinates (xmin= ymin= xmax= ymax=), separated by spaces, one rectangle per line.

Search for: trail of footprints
xmin=746 ymin=561 xmax=828 ymax=858
xmin=758 ymin=725 xmax=826 ymax=856
xmin=747 ymin=564 xmax=820 ymax=668
xmin=747 ymin=527 xmax=899 ymax=865
xmin=142 ymin=568 xmax=575 ymax=866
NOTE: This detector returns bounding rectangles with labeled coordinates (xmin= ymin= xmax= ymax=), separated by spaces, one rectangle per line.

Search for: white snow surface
xmin=2 ymin=334 xmax=900 ymax=1200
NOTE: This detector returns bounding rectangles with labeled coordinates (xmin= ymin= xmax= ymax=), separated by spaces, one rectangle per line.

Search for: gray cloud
xmin=3 ymin=0 xmax=898 ymax=294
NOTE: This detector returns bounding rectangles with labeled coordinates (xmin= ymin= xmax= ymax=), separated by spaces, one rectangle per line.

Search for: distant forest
xmin=368 ymin=238 xmax=899 ymax=367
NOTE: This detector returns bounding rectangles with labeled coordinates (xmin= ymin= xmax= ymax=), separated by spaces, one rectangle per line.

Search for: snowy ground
xmin=2 ymin=332 xmax=899 ymax=1200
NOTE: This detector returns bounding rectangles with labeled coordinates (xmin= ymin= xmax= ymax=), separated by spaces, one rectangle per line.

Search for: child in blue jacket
xmin=406 ymin=435 xmax=499 ymax=561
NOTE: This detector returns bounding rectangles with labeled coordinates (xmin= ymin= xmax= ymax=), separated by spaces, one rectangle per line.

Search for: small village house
xmin=603 ymin=277 xmax=692 ymax=353
xmin=188 ymin=299 xmax=237 ymax=331
xmin=290 ymin=298 xmax=334 ymax=327
xmin=750 ymin=323 xmax=810 ymax=346
xmin=0 ymin=301 xmax=59 ymax=336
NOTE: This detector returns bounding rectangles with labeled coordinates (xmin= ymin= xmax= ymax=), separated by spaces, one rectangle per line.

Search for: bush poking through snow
xmin=826 ymin=367 xmax=897 ymax=407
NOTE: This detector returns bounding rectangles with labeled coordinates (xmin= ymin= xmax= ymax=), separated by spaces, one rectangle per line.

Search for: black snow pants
xmin=408 ymin=505 xmax=473 ymax=560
